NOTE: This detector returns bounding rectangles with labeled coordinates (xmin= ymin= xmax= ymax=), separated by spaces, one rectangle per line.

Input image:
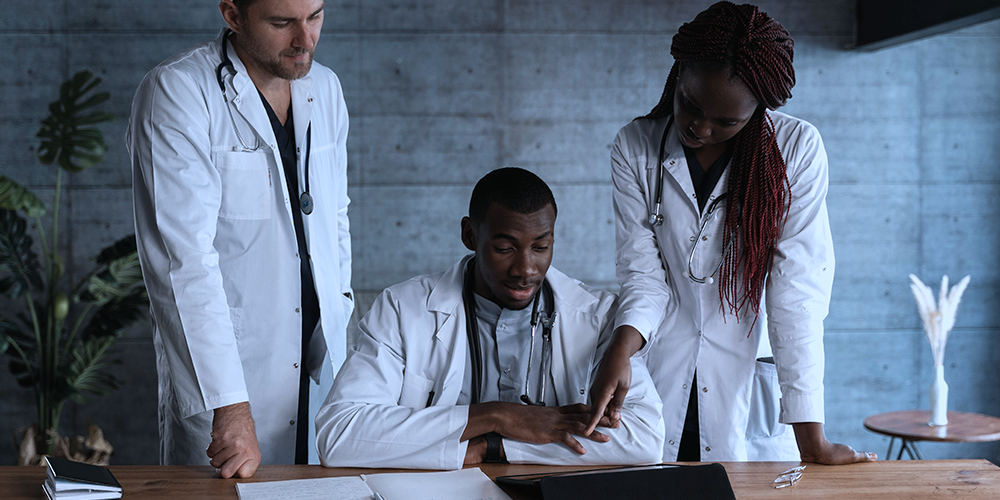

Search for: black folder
xmin=496 ymin=463 xmax=736 ymax=500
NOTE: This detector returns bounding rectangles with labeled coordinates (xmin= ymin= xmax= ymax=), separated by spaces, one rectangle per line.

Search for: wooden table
xmin=865 ymin=410 xmax=1000 ymax=459
xmin=3 ymin=460 xmax=999 ymax=499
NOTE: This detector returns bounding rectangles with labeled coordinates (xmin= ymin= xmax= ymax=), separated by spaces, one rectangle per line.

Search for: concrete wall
xmin=1 ymin=0 xmax=998 ymax=464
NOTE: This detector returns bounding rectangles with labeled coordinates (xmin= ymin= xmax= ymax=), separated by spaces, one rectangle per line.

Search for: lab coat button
xmin=669 ymin=160 xmax=675 ymax=165
xmin=702 ymin=387 xmax=708 ymax=393
xmin=289 ymin=420 xmax=295 ymax=426
xmin=293 ymin=363 xmax=299 ymax=369
xmin=295 ymin=308 xmax=301 ymax=313
xmin=669 ymin=440 xmax=676 ymax=445
xmin=307 ymin=97 xmax=314 ymax=103
xmin=705 ymin=446 xmax=711 ymax=452
xmin=701 ymin=236 xmax=708 ymax=241
xmin=499 ymin=324 xmax=506 ymax=330
xmin=690 ymin=236 xmax=696 ymax=242
xmin=682 ymin=384 xmax=688 ymax=389
xmin=503 ymin=367 xmax=510 ymax=374
xmin=579 ymin=389 xmax=585 ymax=395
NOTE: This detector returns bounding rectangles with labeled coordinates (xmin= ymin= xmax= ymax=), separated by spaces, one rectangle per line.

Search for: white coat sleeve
xmin=331 ymin=74 xmax=353 ymax=303
xmin=765 ymin=120 xmax=834 ymax=424
xmin=611 ymin=128 xmax=673 ymax=353
xmin=502 ymin=359 xmax=665 ymax=466
xmin=128 ymin=67 xmax=248 ymax=417
xmin=315 ymin=289 xmax=470 ymax=470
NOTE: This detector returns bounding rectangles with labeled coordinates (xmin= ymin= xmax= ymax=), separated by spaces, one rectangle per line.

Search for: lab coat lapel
xmin=426 ymin=257 xmax=471 ymax=398
xmin=225 ymin=35 xmax=297 ymax=234
xmin=546 ymin=268 xmax=600 ymax=406
xmin=661 ymin=120 xmax=699 ymax=215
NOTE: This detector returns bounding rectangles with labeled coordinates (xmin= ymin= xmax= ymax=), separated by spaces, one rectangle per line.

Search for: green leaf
xmin=81 ymin=290 xmax=147 ymax=340
xmin=0 ymin=173 xmax=46 ymax=217
xmin=0 ymin=316 xmax=15 ymax=356
xmin=63 ymin=335 xmax=121 ymax=403
xmin=80 ymin=252 xmax=144 ymax=306
xmin=0 ymin=209 xmax=44 ymax=298
xmin=93 ymin=235 xmax=137 ymax=265
xmin=36 ymin=70 xmax=114 ymax=173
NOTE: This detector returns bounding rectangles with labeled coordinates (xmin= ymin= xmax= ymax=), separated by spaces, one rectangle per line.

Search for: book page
xmin=363 ymin=468 xmax=512 ymax=500
xmin=235 ymin=476 xmax=374 ymax=500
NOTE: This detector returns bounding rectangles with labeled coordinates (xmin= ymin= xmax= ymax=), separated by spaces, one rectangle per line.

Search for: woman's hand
xmin=585 ymin=326 xmax=645 ymax=435
xmin=793 ymin=422 xmax=877 ymax=464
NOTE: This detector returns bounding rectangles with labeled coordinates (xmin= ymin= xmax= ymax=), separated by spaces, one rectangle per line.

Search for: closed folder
xmin=496 ymin=463 xmax=736 ymax=500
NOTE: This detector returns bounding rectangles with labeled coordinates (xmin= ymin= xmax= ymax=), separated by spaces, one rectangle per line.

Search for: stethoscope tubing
xmin=463 ymin=258 xmax=554 ymax=407
xmin=216 ymin=29 xmax=314 ymax=215
xmin=647 ymin=115 xmax=734 ymax=285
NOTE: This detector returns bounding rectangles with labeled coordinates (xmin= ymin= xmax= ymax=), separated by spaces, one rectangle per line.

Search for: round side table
xmin=864 ymin=410 xmax=1000 ymax=460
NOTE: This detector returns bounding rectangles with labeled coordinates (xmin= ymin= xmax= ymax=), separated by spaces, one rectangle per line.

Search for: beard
xmin=237 ymin=28 xmax=314 ymax=80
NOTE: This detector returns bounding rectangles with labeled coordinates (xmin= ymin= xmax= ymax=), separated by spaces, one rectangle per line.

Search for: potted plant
xmin=0 ymin=70 xmax=147 ymax=465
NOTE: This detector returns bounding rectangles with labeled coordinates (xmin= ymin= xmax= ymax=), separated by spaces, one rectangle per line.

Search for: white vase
xmin=928 ymin=364 xmax=949 ymax=426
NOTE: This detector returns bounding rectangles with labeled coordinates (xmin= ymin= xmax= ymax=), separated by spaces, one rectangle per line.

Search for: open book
xmin=235 ymin=467 xmax=512 ymax=500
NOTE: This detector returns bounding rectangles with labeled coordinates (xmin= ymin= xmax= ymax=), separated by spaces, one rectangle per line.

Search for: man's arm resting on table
xmin=793 ymin=422 xmax=876 ymax=465
xmin=207 ymin=402 xmax=261 ymax=478
xmin=462 ymin=402 xmax=612 ymax=464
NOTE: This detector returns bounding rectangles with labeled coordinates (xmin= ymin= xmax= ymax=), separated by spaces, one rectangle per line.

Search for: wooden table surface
xmin=3 ymin=460 xmax=999 ymax=499
xmin=865 ymin=410 xmax=1000 ymax=443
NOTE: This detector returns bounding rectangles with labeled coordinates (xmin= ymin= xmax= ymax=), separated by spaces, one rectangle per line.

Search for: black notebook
xmin=496 ymin=463 xmax=736 ymax=500
xmin=44 ymin=457 xmax=123 ymax=500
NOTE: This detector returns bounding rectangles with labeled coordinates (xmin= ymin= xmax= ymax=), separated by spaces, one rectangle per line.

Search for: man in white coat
xmin=128 ymin=0 xmax=353 ymax=477
xmin=315 ymin=168 xmax=664 ymax=470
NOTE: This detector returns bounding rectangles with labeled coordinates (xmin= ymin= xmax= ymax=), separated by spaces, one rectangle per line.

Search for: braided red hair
xmin=642 ymin=1 xmax=795 ymax=320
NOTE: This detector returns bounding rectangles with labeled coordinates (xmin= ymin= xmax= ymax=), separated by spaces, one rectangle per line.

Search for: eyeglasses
xmin=773 ymin=465 xmax=805 ymax=489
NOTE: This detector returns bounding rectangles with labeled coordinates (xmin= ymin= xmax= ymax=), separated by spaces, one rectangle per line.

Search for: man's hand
xmin=465 ymin=402 xmax=613 ymax=456
xmin=793 ymin=422 xmax=877 ymax=464
xmin=207 ymin=402 xmax=261 ymax=478
xmin=585 ymin=325 xmax=645 ymax=435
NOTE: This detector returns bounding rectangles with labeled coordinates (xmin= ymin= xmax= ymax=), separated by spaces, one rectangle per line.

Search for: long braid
xmin=641 ymin=2 xmax=795 ymax=320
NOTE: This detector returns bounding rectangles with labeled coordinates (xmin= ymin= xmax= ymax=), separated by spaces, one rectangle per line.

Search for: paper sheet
xmin=235 ymin=476 xmax=374 ymax=500
xmin=363 ymin=468 xmax=513 ymax=500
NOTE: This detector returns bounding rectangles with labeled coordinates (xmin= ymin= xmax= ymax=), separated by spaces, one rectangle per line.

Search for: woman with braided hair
xmin=584 ymin=2 xmax=876 ymax=464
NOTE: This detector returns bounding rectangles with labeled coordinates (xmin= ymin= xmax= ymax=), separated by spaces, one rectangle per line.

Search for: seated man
xmin=316 ymin=168 xmax=664 ymax=470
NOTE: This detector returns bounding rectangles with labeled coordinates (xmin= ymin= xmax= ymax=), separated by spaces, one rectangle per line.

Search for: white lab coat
xmin=612 ymin=111 xmax=834 ymax=462
xmin=315 ymin=256 xmax=665 ymax=470
xmin=127 ymin=30 xmax=354 ymax=465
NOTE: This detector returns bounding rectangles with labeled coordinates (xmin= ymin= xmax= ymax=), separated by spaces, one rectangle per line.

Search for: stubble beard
xmin=238 ymin=29 xmax=314 ymax=81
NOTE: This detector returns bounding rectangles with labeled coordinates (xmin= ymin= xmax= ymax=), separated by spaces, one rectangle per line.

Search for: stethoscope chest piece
xmin=300 ymin=192 xmax=314 ymax=215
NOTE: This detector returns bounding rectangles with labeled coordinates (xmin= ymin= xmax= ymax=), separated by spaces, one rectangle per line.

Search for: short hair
xmin=230 ymin=0 xmax=259 ymax=18
xmin=468 ymin=168 xmax=557 ymax=226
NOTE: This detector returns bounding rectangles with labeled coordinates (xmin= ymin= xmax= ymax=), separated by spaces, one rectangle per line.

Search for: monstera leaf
xmin=0 ymin=173 xmax=46 ymax=217
xmin=0 ymin=209 xmax=44 ymax=299
xmin=77 ymin=236 xmax=144 ymax=306
xmin=36 ymin=70 xmax=115 ymax=173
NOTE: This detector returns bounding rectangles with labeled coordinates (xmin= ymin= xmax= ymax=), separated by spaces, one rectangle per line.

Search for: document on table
xmin=235 ymin=476 xmax=372 ymax=500
xmin=364 ymin=468 xmax=513 ymax=500
xmin=235 ymin=468 xmax=512 ymax=500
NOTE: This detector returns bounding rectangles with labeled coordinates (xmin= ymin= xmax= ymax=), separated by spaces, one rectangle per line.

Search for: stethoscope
xmin=463 ymin=258 xmax=556 ymax=406
xmin=215 ymin=29 xmax=316 ymax=215
xmin=648 ymin=116 xmax=737 ymax=285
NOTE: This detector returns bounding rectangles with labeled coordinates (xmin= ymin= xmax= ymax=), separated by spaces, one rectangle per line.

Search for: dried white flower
xmin=909 ymin=274 xmax=970 ymax=367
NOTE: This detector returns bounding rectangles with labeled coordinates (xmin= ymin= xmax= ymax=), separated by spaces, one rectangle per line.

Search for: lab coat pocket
xmin=399 ymin=372 xmax=435 ymax=409
xmin=214 ymin=151 xmax=272 ymax=220
xmin=746 ymin=357 xmax=783 ymax=439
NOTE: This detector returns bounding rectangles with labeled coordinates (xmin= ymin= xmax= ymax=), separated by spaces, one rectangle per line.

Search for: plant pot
xmin=16 ymin=421 xmax=113 ymax=466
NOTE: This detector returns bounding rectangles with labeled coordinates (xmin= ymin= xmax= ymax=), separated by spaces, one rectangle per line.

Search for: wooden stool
xmin=864 ymin=410 xmax=1000 ymax=459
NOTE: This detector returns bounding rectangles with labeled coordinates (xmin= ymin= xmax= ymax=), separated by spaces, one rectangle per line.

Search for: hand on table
xmin=465 ymin=402 xmax=613 ymax=458
xmin=793 ymin=422 xmax=877 ymax=465
xmin=207 ymin=402 xmax=261 ymax=478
